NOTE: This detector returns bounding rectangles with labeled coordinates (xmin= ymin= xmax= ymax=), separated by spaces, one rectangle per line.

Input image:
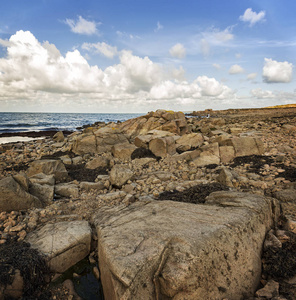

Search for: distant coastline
xmin=0 ymin=112 xmax=144 ymax=144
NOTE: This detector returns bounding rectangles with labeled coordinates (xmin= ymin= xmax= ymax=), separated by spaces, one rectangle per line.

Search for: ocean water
xmin=0 ymin=112 xmax=144 ymax=134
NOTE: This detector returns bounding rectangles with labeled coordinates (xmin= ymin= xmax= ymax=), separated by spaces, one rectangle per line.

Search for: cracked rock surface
xmin=92 ymin=191 xmax=279 ymax=300
xmin=25 ymin=220 xmax=91 ymax=273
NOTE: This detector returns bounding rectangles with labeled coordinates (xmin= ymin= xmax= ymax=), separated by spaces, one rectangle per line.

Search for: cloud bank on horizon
xmin=0 ymin=0 xmax=295 ymax=113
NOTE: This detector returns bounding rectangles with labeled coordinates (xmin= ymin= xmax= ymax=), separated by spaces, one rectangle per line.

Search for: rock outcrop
xmin=72 ymin=127 xmax=129 ymax=155
xmin=93 ymin=191 xmax=278 ymax=300
xmin=118 ymin=110 xmax=188 ymax=138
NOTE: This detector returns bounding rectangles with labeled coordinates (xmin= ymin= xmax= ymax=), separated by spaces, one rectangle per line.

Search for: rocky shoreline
xmin=0 ymin=108 xmax=296 ymax=299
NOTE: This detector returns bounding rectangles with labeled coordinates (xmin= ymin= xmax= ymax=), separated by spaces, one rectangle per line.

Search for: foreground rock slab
xmin=93 ymin=191 xmax=278 ymax=300
xmin=26 ymin=220 xmax=91 ymax=273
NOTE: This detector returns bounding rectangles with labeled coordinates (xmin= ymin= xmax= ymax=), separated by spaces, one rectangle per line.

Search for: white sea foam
xmin=0 ymin=136 xmax=45 ymax=145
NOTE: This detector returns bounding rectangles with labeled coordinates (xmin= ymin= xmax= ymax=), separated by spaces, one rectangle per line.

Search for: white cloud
xmin=239 ymin=8 xmax=266 ymax=27
xmin=82 ymin=42 xmax=118 ymax=59
xmin=116 ymin=31 xmax=140 ymax=40
xmin=154 ymin=21 xmax=163 ymax=32
xmin=235 ymin=53 xmax=242 ymax=59
xmin=196 ymin=76 xmax=233 ymax=98
xmin=213 ymin=63 xmax=221 ymax=70
xmin=0 ymin=30 xmax=235 ymax=109
xmin=229 ymin=64 xmax=244 ymax=74
xmin=199 ymin=27 xmax=234 ymax=57
xmin=200 ymin=39 xmax=210 ymax=57
xmin=202 ymin=27 xmax=234 ymax=44
xmin=213 ymin=27 xmax=234 ymax=42
xmin=171 ymin=66 xmax=185 ymax=80
xmin=169 ymin=43 xmax=186 ymax=59
xmin=263 ymin=58 xmax=293 ymax=83
xmin=247 ymin=73 xmax=257 ymax=80
xmin=251 ymin=88 xmax=275 ymax=99
xmin=64 ymin=16 xmax=99 ymax=35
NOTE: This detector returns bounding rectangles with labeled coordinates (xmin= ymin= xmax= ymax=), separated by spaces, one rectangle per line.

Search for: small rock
xmin=255 ymin=280 xmax=279 ymax=298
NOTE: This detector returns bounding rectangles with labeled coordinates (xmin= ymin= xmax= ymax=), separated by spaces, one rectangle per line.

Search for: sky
xmin=0 ymin=0 xmax=295 ymax=113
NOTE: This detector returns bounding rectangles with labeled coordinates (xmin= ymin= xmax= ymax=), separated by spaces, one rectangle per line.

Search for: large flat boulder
xmin=220 ymin=137 xmax=264 ymax=157
xmin=26 ymin=160 xmax=68 ymax=182
xmin=0 ymin=177 xmax=42 ymax=212
xmin=92 ymin=191 xmax=278 ymax=300
xmin=26 ymin=221 xmax=91 ymax=273
xmin=175 ymin=133 xmax=204 ymax=152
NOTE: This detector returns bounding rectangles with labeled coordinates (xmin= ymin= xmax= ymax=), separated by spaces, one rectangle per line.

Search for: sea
xmin=0 ymin=112 xmax=144 ymax=144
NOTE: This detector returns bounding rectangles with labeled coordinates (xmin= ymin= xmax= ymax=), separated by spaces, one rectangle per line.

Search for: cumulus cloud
xmin=247 ymin=73 xmax=257 ymax=80
xmin=154 ymin=21 xmax=163 ymax=32
xmin=239 ymin=8 xmax=266 ymax=27
xmin=263 ymin=58 xmax=293 ymax=83
xmin=196 ymin=76 xmax=233 ymax=98
xmin=0 ymin=30 xmax=235 ymax=107
xmin=169 ymin=43 xmax=186 ymax=59
xmin=82 ymin=42 xmax=118 ymax=59
xmin=229 ymin=64 xmax=244 ymax=74
xmin=64 ymin=16 xmax=99 ymax=35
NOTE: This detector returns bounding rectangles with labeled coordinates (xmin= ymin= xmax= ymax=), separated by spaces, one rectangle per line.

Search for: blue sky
xmin=0 ymin=0 xmax=295 ymax=113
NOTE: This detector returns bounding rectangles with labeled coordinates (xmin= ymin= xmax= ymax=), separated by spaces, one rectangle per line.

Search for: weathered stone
xmin=221 ymin=137 xmax=264 ymax=157
xmin=29 ymin=183 xmax=54 ymax=205
xmin=111 ymin=143 xmax=137 ymax=161
xmin=80 ymin=181 xmax=105 ymax=192
xmin=85 ymin=156 xmax=110 ymax=169
xmin=153 ymin=171 xmax=173 ymax=181
xmin=72 ymin=156 xmax=83 ymax=165
xmin=98 ymin=191 xmax=127 ymax=202
xmin=273 ymin=189 xmax=296 ymax=202
xmin=13 ymin=173 xmax=30 ymax=191
xmin=26 ymin=221 xmax=91 ymax=273
xmin=94 ymin=127 xmax=129 ymax=154
xmin=134 ymin=135 xmax=153 ymax=148
xmin=216 ymin=167 xmax=234 ymax=187
xmin=131 ymin=157 xmax=156 ymax=167
xmin=0 ymin=177 xmax=42 ymax=212
xmin=60 ymin=156 xmax=72 ymax=165
xmin=109 ymin=165 xmax=133 ymax=188
xmin=93 ymin=191 xmax=278 ymax=300
xmin=53 ymin=131 xmax=65 ymax=142
xmin=118 ymin=110 xmax=187 ymax=138
xmin=193 ymin=145 xmax=220 ymax=167
xmin=193 ymin=155 xmax=220 ymax=167
xmin=175 ymin=133 xmax=204 ymax=152
xmin=29 ymin=173 xmax=55 ymax=186
xmin=55 ymin=183 xmax=79 ymax=198
xmin=255 ymin=280 xmax=279 ymax=298
xmin=149 ymin=136 xmax=176 ymax=158
xmin=27 ymin=160 xmax=68 ymax=182
xmin=72 ymin=134 xmax=97 ymax=155
xmin=219 ymin=145 xmax=235 ymax=164
xmin=282 ymin=124 xmax=296 ymax=132
xmin=201 ymin=142 xmax=220 ymax=157
xmin=284 ymin=219 xmax=296 ymax=234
